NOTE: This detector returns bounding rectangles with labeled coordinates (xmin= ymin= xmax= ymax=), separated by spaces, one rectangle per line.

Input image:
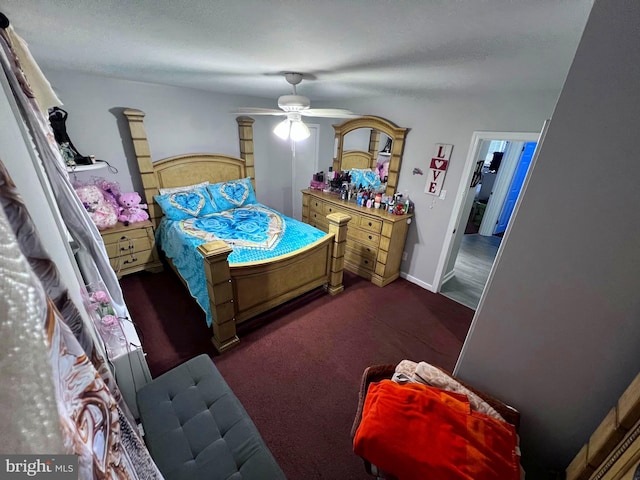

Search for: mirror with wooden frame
xmin=332 ymin=116 xmax=409 ymax=197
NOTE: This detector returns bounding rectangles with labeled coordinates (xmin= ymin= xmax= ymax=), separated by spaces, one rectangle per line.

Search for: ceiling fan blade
xmin=232 ymin=107 xmax=286 ymax=116
xmin=300 ymin=108 xmax=359 ymax=118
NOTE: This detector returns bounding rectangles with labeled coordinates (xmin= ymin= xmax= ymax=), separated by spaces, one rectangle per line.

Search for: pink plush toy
xmin=117 ymin=192 xmax=149 ymax=226
xmin=75 ymin=184 xmax=119 ymax=230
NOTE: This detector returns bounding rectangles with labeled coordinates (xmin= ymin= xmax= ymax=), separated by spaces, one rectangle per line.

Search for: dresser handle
xmin=120 ymin=236 xmax=127 ymax=240
xmin=364 ymin=260 xmax=369 ymax=265
xmin=329 ymin=208 xmax=332 ymax=212
xmin=368 ymin=235 xmax=373 ymax=240
xmin=123 ymin=257 xmax=138 ymax=265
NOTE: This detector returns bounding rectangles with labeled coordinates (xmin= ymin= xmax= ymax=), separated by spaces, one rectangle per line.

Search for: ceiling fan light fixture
xmin=273 ymin=119 xmax=291 ymax=140
xmin=290 ymin=120 xmax=310 ymax=141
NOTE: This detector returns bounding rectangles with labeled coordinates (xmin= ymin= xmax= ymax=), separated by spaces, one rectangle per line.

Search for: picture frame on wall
xmin=470 ymin=160 xmax=483 ymax=188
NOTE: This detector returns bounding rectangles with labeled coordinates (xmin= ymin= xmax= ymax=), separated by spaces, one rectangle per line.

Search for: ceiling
xmin=2 ymin=1 xmax=593 ymax=103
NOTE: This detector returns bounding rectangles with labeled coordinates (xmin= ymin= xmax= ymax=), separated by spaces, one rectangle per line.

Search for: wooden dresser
xmin=302 ymin=189 xmax=412 ymax=287
xmin=99 ymin=220 xmax=163 ymax=278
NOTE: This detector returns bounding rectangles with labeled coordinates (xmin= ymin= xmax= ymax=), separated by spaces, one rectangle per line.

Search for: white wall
xmin=44 ymin=68 xmax=561 ymax=289
xmin=455 ymin=0 xmax=640 ymax=474
xmin=43 ymin=69 xmax=295 ymax=212
xmin=327 ymin=91 xmax=556 ymax=289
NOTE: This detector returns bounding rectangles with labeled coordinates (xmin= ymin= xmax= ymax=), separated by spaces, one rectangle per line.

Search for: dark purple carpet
xmin=121 ymin=268 xmax=473 ymax=479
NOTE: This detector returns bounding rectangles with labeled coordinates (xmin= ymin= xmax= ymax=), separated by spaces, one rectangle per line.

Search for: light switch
xmin=439 ymin=190 xmax=447 ymax=200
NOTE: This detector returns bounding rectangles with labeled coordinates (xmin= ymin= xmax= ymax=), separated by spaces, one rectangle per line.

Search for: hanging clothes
xmin=0 ymin=22 xmax=130 ymax=343
xmin=0 ymin=198 xmax=161 ymax=478
xmin=0 ymin=20 xmax=161 ymax=479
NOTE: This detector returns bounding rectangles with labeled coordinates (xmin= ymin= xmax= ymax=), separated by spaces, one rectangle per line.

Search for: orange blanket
xmin=353 ymin=380 xmax=520 ymax=480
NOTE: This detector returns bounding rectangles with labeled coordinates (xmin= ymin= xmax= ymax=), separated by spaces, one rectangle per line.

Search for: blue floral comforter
xmin=156 ymin=203 xmax=326 ymax=326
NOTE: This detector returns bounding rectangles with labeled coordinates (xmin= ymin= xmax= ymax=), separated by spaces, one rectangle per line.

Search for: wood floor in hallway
xmin=440 ymin=233 xmax=501 ymax=310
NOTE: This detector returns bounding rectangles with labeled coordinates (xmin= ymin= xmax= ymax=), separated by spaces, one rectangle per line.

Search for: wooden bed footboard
xmin=197 ymin=212 xmax=350 ymax=353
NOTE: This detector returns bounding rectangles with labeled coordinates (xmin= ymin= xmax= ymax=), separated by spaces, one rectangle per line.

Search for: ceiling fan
xmin=234 ymin=72 xmax=358 ymax=141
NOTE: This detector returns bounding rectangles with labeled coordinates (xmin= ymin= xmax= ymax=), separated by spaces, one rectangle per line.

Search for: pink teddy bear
xmin=117 ymin=192 xmax=149 ymax=226
xmin=75 ymin=184 xmax=119 ymax=230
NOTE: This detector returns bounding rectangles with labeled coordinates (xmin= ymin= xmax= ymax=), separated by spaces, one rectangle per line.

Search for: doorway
xmin=435 ymin=129 xmax=544 ymax=309
xmin=291 ymin=124 xmax=319 ymax=221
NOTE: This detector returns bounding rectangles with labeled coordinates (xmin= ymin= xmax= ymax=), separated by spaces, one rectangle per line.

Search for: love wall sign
xmin=425 ymin=143 xmax=453 ymax=196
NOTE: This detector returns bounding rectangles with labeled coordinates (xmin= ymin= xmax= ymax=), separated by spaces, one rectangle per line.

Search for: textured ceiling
xmin=2 ymin=0 xmax=593 ymax=103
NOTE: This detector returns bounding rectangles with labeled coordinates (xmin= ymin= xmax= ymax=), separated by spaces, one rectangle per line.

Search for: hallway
xmin=440 ymin=234 xmax=501 ymax=310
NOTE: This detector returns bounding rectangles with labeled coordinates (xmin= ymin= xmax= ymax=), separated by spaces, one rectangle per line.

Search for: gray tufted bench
xmin=136 ymin=354 xmax=286 ymax=480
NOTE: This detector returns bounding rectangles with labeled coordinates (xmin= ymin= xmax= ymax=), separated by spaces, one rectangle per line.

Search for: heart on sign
xmin=170 ymin=191 xmax=206 ymax=216
xmin=430 ymin=158 xmax=449 ymax=171
xmin=220 ymin=181 xmax=249 ymax=206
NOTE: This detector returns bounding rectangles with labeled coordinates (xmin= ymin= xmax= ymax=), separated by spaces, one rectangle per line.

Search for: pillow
xmin=349 ymin=168 xmax=382 ymax=189
xmin=154 ymin=186 xmax=217 ymax=221
xmin=158 ymin=181 xmax=210 ymax=195
xmin=207 ymin=177 xmax=257 ymax=211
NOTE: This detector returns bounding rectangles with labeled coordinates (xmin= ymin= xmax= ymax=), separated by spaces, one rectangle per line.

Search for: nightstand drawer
xmin=101 ymin=226 xmax=151 ymax=245
xmin=100 ymin=220 xmax=163 ymax=278
xmin=110 ymin=249 xmax=155 ymax=273
xmin=105 ymin=236 xmax=152 ymax=258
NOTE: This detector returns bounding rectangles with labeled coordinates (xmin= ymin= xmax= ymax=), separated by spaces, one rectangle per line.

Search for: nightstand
xmin=100 ymin=220 xmax=163 ymax=278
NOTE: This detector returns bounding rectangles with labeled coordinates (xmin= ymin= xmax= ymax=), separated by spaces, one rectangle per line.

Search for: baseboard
xmin=441 ymin=269 xmax=455 ymax=285
xmin=400 ymin=272 xmax=435 ymax=292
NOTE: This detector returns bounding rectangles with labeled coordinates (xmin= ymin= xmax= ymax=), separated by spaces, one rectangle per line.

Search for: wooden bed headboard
xmin=122 ymin=109 xmax=255 ymax=228
xmin=341 ymin=150 xmax=374 ymax=171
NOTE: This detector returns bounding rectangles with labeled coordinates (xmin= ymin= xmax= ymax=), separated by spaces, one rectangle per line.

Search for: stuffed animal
xmin=117 ymin=191 xmax=149 ymax=226
xmin=376 ymin=159 xmax=389 ymax=182
xmin=75 ymin=184 xmax=119 ymax=230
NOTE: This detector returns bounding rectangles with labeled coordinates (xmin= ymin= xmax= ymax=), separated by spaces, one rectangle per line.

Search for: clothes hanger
xmin=0 ymin=13 xmax=10 ymax=29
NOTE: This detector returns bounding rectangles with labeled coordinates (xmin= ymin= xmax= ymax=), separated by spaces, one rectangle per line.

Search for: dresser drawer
xmin=310 ymin=198 xmax=324 ymax=213
xmin=359 ymin=216 xmax=382 ymax=233
xmin=345 ymin=248 xmax=375 ymax=273
xmin=311 ymin=221 xmax=328 ymax=233
xmin=309 ymin=210 xmax=329 ymax=228
xmin=347 ymin=226 xmax=380 ymax=247
xmin=105 ymin=236 xmax=152 ymax=258
xmin=346 ymin=241 xmax=377 ymax=261
xmin=322 ymin=203 xmax=357 ymax=225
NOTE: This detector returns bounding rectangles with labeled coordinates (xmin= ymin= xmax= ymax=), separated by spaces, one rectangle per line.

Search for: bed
xmin=122 ymin=109 xmax=350 ymax=353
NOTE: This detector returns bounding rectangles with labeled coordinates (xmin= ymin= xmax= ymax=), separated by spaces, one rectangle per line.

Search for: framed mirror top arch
xmin=332 ymin=116 xmax=409 ymax=197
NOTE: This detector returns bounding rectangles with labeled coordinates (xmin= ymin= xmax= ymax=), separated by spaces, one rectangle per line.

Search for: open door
xmin=494 ymin=141 xmax=538 ymax=235
xmin=433 ymin=129 xmax=544 ymax=295
xmin=292 ymin=124 xmax=319 ymax=220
